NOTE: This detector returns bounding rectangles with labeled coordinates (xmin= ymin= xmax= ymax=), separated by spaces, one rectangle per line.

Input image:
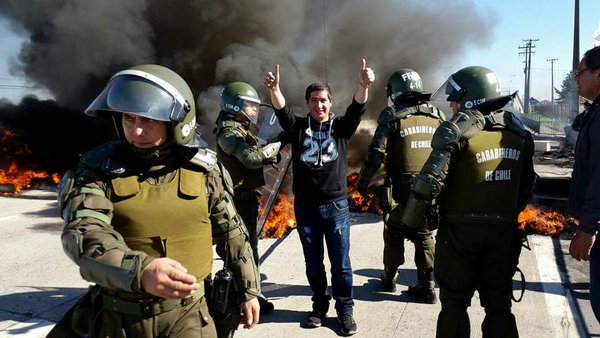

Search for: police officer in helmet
xmin=50 ymin=65 xmax=261 ymax=338
xmin=402 ymin=66 xmax=535 ymax=338
xmin=214 ymin=82 xmax=279 ymax=335
xmin=358 ymin=68 xmax=444 ymax=303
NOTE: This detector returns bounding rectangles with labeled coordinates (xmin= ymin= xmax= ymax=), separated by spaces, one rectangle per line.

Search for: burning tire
xmin=0 ymin=184 xmax=16 ymax=194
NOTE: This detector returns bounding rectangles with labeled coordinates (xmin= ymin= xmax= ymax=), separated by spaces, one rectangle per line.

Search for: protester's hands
xmin=264 ymin=64 xmax=280 ymax=91
xmin=241 ymin=297 xmax=260 ymax=329
xmin=141 ymin=257 xmax=199 ymax=299
xmin=359 ymin=59 xmax=375 ymax=87
xmin=569 ymin=231 xmax=596 ymax=261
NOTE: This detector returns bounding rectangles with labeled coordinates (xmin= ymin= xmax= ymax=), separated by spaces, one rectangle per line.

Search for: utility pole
xmin=519 ymin=39 xmax=538 ymax=114
xmin=572 ymin=0 xmax=580 ymax=117
xmin=546 ymin=58 xmax=558 ymax=104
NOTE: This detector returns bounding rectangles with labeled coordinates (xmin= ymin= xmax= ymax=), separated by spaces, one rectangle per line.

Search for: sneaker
xmin=380 ymin=272 xmax=397 ymax=292
xmin=338 ymin=313 xmax=358 ymax=336
xmin=258 ymin=297 xmax=274 ymax=314
xmin=305 ymin=304 xmax=329 ymax=328
xmin=408 ymin=285 xmax=437 ymax=304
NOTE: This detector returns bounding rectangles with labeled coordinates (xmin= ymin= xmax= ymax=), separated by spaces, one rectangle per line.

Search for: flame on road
xmin=1 ymin=129 xmax=61 ymax=195
xmin=518 ymin=204 xmax=578 ymax=235
xmin=260 ymin=194 xmax=297 ymax=238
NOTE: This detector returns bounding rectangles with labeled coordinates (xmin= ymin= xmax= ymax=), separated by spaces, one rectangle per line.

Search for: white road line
xmin=0 ymin=215 xmax=17 ymax=222
xmin=531 ymin=235 xmax=583 ymax=337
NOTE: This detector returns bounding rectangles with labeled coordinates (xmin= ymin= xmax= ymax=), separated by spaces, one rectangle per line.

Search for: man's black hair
xmin=583 ymin=46 xmax=600 ymax=70
xmin=305 ymin=83 xmax=332 ymax=102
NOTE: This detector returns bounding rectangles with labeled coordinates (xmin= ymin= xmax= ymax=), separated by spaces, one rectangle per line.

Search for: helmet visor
xmin=86 ymin=73 xmax=189 ymax=122
xmin=445 ymin=76 xmax=465 ymax=102
xmin=429 ymin=79 xmax=453 ymax=118
xmin=238 ymin=95 xmax=260 ymax=124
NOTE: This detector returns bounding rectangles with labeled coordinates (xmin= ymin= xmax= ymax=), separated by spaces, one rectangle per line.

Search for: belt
xmin=102 ymin=283 xmax=204 ymax=318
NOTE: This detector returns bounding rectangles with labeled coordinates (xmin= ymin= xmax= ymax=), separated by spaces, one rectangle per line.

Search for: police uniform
xmin=51 ymin=141 xmax=260 ymax=338
xmin=358 ymin=102 xmax=444 ymax=293
xmin=403 ymin=108 xmax=535 ymax=338
xmin=215 ymin=113 xmax=268 ymax=265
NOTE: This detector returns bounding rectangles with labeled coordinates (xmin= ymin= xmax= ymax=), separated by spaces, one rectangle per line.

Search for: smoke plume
xmin=0 ymin=0 xmax=495 ymax=172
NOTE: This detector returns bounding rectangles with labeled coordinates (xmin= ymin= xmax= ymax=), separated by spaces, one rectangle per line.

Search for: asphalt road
xmin=0 ymin=190 xmax=598 ymax=337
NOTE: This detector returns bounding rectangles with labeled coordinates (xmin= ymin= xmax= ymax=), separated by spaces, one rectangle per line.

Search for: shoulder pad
xmin=189 ymin=148 xmax=219 ymax=171
xmin=217 ymin=162 xmax=235 ymax=195
xmin=377 ymin=107 xmax=397 ymax=124
xmin=414 ymin=104 xmax=446 ymax=121
xmin=216 ymin=120 xmax=246 ymax=138
xmin=485 ymin=111 xmax=527 ymax=137
xmin=57 ymin=169 xmax=75 ymax=212
xmin=79 ymin=141 xmax=134 ymax=177
xmin=451 ymin=109 xmax=486 ymax=140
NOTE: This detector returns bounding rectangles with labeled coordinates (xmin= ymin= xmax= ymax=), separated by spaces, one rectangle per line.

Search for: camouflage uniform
xmin=50 ymin=141 xmax=260 ymax=338
xmin=48 ymin=65 xmax=260 ymax=338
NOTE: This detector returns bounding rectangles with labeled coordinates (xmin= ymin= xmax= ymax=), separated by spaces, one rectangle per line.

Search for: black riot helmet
xmin=386 ymin=69 xmax=431 ymax=104
xmin=443 ymin=66 xmax=502 ymax=110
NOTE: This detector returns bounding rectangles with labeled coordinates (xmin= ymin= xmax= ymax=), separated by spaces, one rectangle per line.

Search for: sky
xmin=0 ymin=0 xmax=598 ymax=104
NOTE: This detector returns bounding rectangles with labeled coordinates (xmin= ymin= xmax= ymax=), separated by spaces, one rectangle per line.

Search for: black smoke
xmin=0 ymin=0 xmax=495 ymax=172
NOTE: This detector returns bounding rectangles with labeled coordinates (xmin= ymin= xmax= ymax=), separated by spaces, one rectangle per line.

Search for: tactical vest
xmin=108 ymin=168 xmax=212 ymax=280
xmin=442 ymin=128 xmax=525 ymax=218
xmin=216 ymin=120 xmax=265 ymax=192
xmin=385 ymin=110 xmax=442 ymax=181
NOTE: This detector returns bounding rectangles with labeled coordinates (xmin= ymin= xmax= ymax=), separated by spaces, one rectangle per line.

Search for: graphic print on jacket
xmin=300 ymin=118 xmax=338 ymax=167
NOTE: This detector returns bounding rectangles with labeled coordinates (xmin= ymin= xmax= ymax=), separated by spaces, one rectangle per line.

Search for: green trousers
xmin=48 ymin=287 xmax=216 ymax=338
xmin=434 ymin=221 xmax=522 ymax=338
xmin=383 ymin=217 xmax=435 ymax=287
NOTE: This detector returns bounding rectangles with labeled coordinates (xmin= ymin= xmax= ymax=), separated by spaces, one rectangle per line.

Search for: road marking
xmin=531 ymin=235 xmax=582 ymax=337
xmin=0 ymin=215 xmax=18 ymax=222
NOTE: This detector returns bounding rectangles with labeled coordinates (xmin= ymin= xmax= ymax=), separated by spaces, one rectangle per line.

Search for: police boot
xmin=408 ymin=270 xmax=437 ymax=304
xmin=379 ymin=270 xmax=397 ymax=292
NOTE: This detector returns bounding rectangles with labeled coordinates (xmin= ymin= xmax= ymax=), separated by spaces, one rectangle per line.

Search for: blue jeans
xmin=591 ymin=238 xmax=600 ymax=323
xmin=294 ymin=198 xmax=354 ymax=316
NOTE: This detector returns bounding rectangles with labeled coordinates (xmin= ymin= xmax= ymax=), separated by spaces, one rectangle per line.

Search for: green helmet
xmin=445 ymin=66 xmax=502 ymax=110
xmin=85 ymin=64 xmax=200 ymax=147
xmin=386 ymin=68 xmax=424 ymax=102
xmin=220 ymin=82 xmax=261 ymax=124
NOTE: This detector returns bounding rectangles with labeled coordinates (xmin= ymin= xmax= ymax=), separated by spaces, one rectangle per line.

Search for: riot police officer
xmin=214 ymin=82 xmax=279 ymax=325
xmin=50 ymin=65 xmax=260 ymax=338
xmin=402 ymin=66 xmax=535 ymax=338
xmin=357 ymin=69 xmax=444 ymax=303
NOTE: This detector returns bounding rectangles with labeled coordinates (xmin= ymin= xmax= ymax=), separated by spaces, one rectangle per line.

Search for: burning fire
xmin=261 ymin=194 xmax=297 ymax=238
xmin=518 ymin=204 xmax=579 ymax=235
xmin=0 ymin=162 xmax=61 ymax=195
xmin=347 ymin=172 xmax=383 ymax=215
xmin=0 ymin=129 xmax=61 ymax=195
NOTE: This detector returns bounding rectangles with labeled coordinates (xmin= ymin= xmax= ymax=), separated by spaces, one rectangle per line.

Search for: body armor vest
xmin=108 ymin=168 xmax=212 ymax=279
xmin=216 ymin=120 xmax=265 ymax=192
xmin=442 ymin=128 xmax=525 ymax=217
xmin=386 ymin=114 xmax=441 ymax=183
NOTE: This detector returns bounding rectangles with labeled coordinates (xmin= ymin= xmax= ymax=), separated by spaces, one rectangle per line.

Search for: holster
xmin=46 ymin=285 xmax=98 ymax=338
xmin=205 ymin=273 xmax=240 ymax=320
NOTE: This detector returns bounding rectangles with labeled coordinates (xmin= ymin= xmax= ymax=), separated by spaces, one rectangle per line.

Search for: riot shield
xmin=255 ymin=105 xmax=292 ymax=237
